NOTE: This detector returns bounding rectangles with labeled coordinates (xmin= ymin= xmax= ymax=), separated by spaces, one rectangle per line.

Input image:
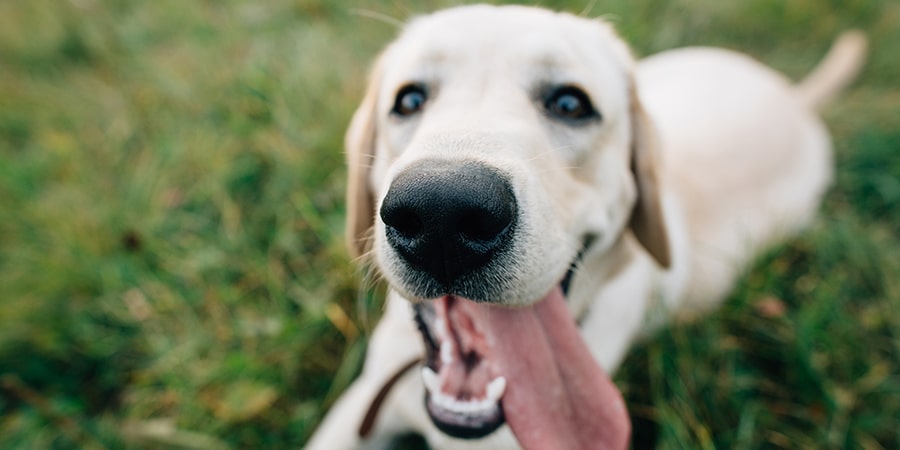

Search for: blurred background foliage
xmin=0 ymin=0 xmax=896 ymax=448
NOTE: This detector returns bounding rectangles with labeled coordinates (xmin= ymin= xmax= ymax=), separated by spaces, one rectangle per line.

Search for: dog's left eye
xmin=544 ymin=86 xmax=599 ymax=122
xmin=391 ymin=84 xmax=428 ymax=117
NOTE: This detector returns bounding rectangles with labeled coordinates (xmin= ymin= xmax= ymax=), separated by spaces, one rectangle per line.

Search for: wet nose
xmin=379 ymin=160 xmax=518 ymax=287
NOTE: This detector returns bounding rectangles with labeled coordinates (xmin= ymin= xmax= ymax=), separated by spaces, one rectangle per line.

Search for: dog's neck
xmin=572 ymin=233 xmax=637 ymax=326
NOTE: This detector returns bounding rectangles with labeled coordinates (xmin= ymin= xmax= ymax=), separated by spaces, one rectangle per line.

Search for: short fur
xmin=309 ymin=5 xmax=865 ymax=449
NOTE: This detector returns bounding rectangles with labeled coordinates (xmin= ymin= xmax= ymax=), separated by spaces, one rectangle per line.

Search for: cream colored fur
xmin=308 ymin=5 xmax=865 ymax=449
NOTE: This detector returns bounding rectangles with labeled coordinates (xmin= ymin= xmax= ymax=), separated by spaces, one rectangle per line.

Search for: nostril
xmin=458 ymin=206 xmax=514 ymax=243
xmin=384 ymin=206 xmax=423 ymax=238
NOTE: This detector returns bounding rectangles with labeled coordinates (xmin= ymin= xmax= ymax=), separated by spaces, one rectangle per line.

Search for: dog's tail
xmin=796 ymin=30 xmax=868 ymax=110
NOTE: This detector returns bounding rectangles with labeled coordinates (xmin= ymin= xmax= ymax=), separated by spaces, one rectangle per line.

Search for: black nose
xmin=379 ymin=160 xmax=517 ymax=289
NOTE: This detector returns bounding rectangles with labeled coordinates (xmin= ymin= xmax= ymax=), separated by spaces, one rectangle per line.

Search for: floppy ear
xmin=345 ymin=57 xmax=384 ymax=259
xmin=628 ymin=86 xmax=671 ymax=268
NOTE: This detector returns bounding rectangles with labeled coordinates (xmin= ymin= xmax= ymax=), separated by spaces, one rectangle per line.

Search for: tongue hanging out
xmin=418 ymin=287 xmax=630 ymax=449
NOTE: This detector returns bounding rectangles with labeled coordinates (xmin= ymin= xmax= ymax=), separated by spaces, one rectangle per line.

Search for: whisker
xmin=389 ymin=1 xmax=416 ymax=17
xmin=349 ymin=8 xmax=405 ymax=28
xmin=596 ymin=13 xmax=622 ymax=24
xmin=579 ymin=0 xmax=599 ymax=17
xmin=352 ymin=227 xmax=385 ymax=334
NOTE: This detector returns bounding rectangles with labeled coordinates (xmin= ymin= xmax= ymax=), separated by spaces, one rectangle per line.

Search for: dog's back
xmin=638 ymin=34 xmax=867 ymax=316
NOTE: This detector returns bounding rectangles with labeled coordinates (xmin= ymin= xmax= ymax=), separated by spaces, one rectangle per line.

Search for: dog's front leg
xmin=305 ymin=293 xmax=424 ymax=450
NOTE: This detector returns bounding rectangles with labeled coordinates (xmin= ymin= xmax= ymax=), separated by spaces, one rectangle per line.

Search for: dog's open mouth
xmin=412 ymin=238 xmax=629 ymax=448
xmin=415 ymin=296 xmax=507 ymax=438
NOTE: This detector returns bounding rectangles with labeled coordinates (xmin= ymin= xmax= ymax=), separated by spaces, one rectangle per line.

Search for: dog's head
xmin=345 ymin=4 xmax=668 ymax=447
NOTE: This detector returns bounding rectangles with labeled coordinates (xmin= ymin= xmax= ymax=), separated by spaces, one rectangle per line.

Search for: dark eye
xmin=544 ymin=85 xmax=599 ymax=122
xmin=391 ymin=84 xmax=427 ymax=117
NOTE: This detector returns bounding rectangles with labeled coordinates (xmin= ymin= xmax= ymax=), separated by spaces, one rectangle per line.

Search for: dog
xmin=306 ymin=4 xmax=866 ymax=449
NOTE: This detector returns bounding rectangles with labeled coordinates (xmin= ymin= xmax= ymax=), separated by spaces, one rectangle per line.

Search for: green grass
xmin=0 ymin=0 xmax=896 ymax=448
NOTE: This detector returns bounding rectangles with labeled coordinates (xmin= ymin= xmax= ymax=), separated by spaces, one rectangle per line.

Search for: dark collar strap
xmin=358 ymin=357 xmax=423 ymax=438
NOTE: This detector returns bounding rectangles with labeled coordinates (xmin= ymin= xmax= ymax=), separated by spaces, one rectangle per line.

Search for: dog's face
xmin=348 ymin=5 xmax=668 ymax=305
xmin=345 ymin=4 xmax=667 ymax=445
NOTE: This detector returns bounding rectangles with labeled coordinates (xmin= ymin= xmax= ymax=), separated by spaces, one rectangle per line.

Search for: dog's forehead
xmin=382 ymin=5 xmax=631 ymax=95
xmin=402 ymin=6 xmax=594 ymax=55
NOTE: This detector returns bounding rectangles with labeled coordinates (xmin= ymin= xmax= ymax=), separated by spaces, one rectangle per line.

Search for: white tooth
xmin=435 ymin=316 xmax=448 ymax=341
xmin=436 ymin=392 xmax=454 ymax=410
xmin=440 ymin=340 xmax=453 ymax=365
xmin=430 ymin=392 xmax=501 ymax=415
xmin=486 ymin=376 xmax=507 ymax=401
xmin=421 ymin=367 xmax=440 ymax=393
xmin=425 ymin=376 xmax=505 ymax=416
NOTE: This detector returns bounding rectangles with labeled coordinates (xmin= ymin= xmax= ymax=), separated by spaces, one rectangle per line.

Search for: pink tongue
xmin=462 ymin=286 xmax=630 ymax=449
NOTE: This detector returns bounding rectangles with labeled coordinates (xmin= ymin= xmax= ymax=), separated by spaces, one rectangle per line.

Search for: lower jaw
xmin=425 ymin=396 xmax=505 ymax=439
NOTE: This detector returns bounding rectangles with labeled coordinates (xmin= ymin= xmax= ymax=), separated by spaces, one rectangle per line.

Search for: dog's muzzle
xmin=380 ymin=159 xmax=517 ymax=295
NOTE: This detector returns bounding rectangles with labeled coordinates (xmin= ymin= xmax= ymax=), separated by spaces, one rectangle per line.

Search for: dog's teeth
xmin=430 ymin=391 xmax=498 ymax=416
xmin=436 ymin=316 xmax=453 ymax=364
xmin=435 ymin=316 xmax=448 ymax=341
xmin=486 ymin=376 xmax=506 ymax=401
xmin=421 ymin=367 xmax=440 ymax=393
xmin=440 ymin=340 xmax=453 ymax=365
xmin=426 ymin=378 xmax=505 ymax=416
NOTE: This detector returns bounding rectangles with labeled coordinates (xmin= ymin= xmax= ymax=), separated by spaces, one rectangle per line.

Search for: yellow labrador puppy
xmin=307 ymin=4 xmax=865 ymax=449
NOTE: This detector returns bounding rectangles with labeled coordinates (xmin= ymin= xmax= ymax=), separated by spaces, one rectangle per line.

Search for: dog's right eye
xmin=543 ymin=85 xmax=600 ymax=123
xmin=391 ymin=84 xmax=428 ymax=117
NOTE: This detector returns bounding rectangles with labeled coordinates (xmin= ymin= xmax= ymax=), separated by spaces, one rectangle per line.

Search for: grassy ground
xmin=0 ymin=0 xmax=897 ymax=448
